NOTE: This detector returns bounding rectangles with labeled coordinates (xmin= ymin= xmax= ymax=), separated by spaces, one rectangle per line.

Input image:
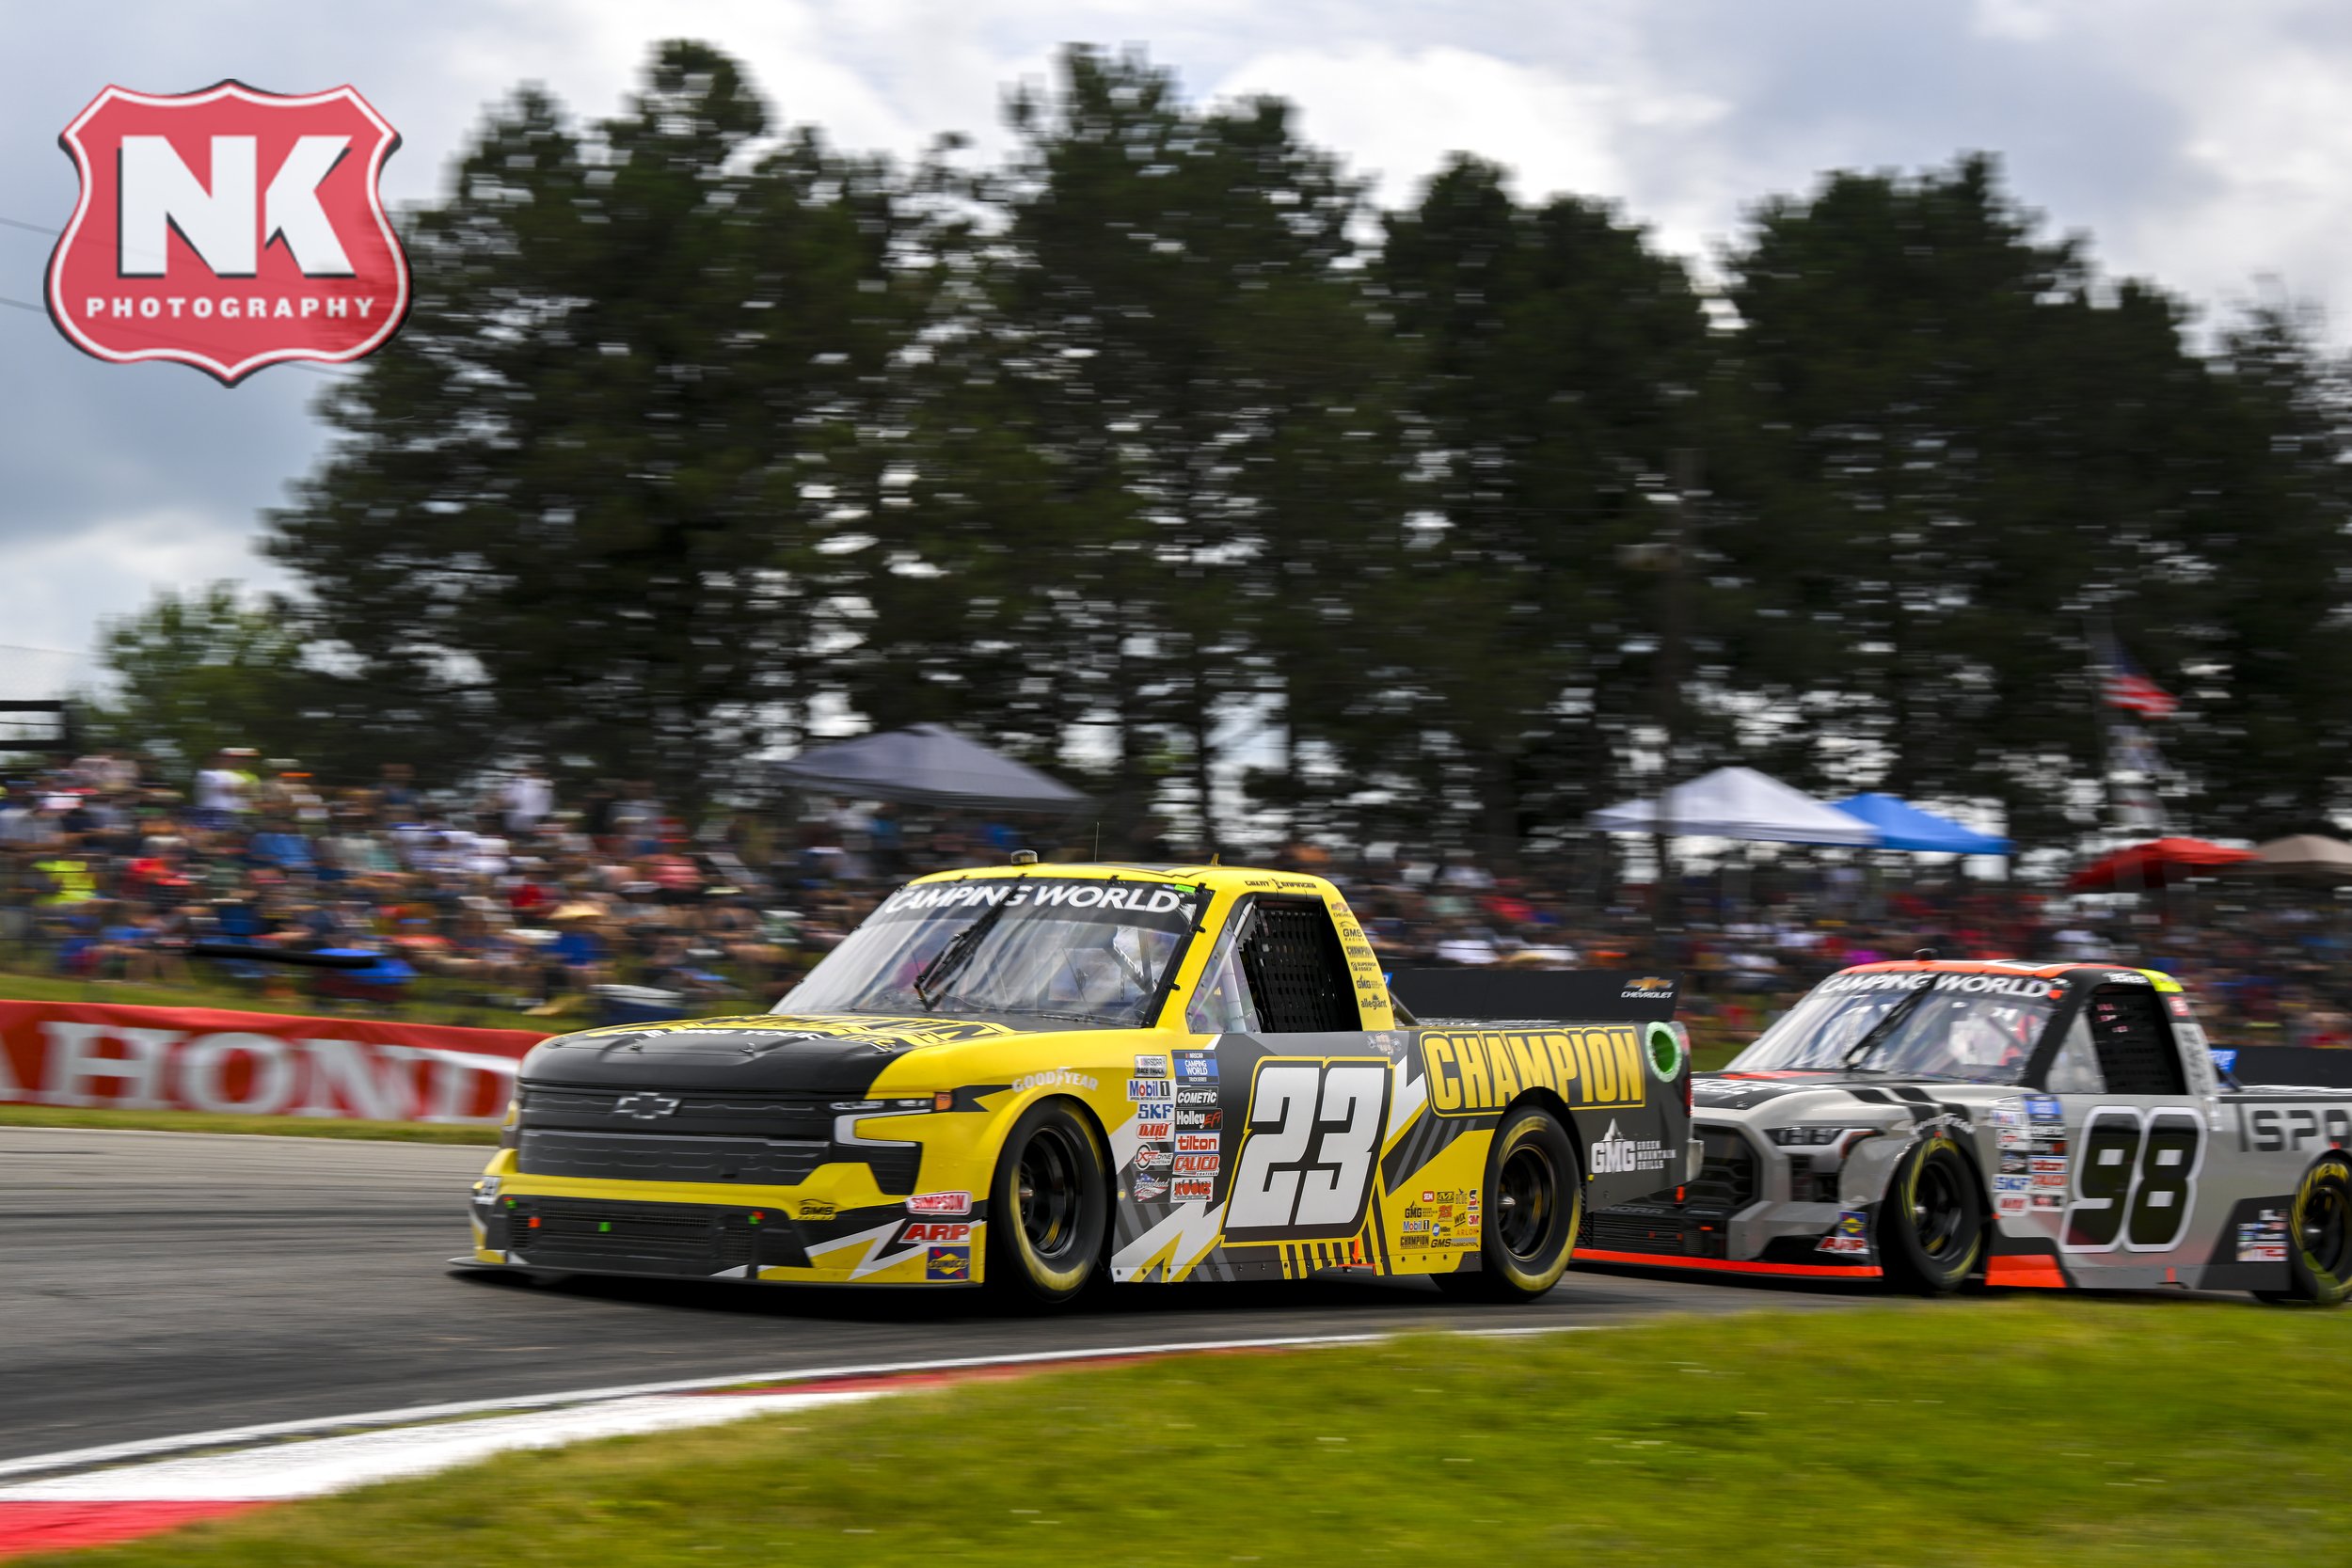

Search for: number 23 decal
xmin=2061 ymin=1106 xmax=2203 ymax=1253
xmin=1224 ymin=1059 xmax=1391 ymax=1241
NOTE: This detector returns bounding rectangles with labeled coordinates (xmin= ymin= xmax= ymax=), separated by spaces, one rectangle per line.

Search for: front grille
xmin=501 ymin=1196 xmax=806 ymax=1275
xmin=516 ymin=1084 xmax=836 ymax=1140
xmin=517 ymin=1129 xmax=830 ymax=1185
xmin=1581 ymin=1210 xmax=1692 ymax=1256
xmin=1685 ymin=1127 xmax=1759 ymax=1214
xmin=514 ymin=1082 xmax=921 ymax=1194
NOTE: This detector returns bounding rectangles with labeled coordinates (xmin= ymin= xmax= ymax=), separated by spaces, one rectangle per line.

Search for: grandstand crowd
xmin=1 ymin=748 xmax=2345 ymax=1049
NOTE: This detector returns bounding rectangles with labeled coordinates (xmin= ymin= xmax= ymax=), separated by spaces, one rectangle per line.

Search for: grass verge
xmin=40 ymin=1298 xmax=2352 ymax=1567
xmin=0 ymin=967 xmax=575 ymax=1033
xmin=0 ymin=1103 xmax=498 ymax=1144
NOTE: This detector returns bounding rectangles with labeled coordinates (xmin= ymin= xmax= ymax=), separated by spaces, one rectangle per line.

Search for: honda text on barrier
xmin=459 ymin=863 xmax=1692 ymax=1305
xmin=1583 ymin=958 xmax=2352 ymax=1303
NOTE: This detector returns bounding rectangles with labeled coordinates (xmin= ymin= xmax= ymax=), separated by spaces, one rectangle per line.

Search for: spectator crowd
xmin=3 ymin=747 xmax=2347 ymax=1049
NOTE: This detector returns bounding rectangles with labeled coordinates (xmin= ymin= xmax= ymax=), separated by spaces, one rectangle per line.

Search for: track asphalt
xmin=0 ymin=1126 xmax=1873 ymax=1464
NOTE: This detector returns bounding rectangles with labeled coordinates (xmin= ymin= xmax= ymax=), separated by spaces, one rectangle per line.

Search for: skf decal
xmin=1420 ymin=1026 xmax=1645 ymax=1116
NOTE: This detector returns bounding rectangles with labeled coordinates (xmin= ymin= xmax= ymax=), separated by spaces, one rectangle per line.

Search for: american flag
xmin=2095 ymin=635 xmax=2178 ymax=720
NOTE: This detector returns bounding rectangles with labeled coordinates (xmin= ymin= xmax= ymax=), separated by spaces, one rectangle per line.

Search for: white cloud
xmin=0 ymin=508 xmax=293 ymax=695
xmin=10 ymin=0 xmax=2352 ymax=680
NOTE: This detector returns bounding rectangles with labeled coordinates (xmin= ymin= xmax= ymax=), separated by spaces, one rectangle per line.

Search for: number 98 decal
xmin=2062 ymin=1106 xmax=2203 ymax=1253
xmin=1222 ymin=1059 xmax=1391 ymax=1242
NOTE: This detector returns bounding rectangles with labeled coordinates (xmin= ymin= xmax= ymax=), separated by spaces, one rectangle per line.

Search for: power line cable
xmin=0 ymin=292 xmax=356 ymax=376
xmin=3 ymin=209 xmax=364 ymax=378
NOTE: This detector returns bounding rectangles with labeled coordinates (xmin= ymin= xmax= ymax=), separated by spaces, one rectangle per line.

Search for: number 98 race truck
xmin=1582 ymin=958 xmax=2352 ymax=1303
xmin=460 ymin=862 xmax=1694 ymax=1307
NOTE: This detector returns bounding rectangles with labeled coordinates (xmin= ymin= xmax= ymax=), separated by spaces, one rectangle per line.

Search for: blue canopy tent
xmin=1830 ymin=793 xmax=2010 ymax=855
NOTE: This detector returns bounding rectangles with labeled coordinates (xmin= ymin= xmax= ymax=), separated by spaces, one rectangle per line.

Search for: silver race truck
xmin=1581 ymin=959 xmax=2352 ymax=1302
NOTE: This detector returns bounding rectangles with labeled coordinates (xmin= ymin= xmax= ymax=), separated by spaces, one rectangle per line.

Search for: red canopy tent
xmin=2067 ymin=836 xmax=2258 ymax=892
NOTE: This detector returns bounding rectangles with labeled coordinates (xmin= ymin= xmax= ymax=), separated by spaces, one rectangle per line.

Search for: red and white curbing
xmin=0 ymin=1328 xmax=1579 ymax=1558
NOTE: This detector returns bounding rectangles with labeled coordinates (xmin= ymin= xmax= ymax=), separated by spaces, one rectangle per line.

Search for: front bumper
xmin=1577 ymin=1121 xmax=1883 ymax=1278
xmin=467 ymin=1186 xmax=986 ymax=1286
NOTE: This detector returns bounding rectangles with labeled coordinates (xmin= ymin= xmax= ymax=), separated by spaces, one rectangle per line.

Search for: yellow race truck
xmin=462 ymin=862 xmax=1692 ymax=1306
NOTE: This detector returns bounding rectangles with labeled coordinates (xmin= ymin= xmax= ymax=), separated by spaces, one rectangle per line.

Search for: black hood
xmin=1692 ymin=1072 xmax=1988 ymax=1115
xmin=516 ymin=1011 xmax=1048 ymax=1095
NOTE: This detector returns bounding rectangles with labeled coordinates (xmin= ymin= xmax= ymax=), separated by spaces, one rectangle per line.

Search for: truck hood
xmin=1692 ymin=1071 xmax=2003 ymax=1118
xmin=517 ymin=1010 xmax=1077 ymax=1096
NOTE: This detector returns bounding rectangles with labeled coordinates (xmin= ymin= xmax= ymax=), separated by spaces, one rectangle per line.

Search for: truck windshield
xmin=1726 ymin=970 xmax=2061 ymax=1084
xmin=778 ymin=877 xmax=1205 ymax=1028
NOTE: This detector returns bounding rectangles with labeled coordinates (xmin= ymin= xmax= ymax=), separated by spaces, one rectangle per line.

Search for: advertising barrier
xmin=0 ymin=1001 xmax=546 ymax=1124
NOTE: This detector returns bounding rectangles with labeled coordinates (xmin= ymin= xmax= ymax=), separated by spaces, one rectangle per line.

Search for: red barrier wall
xmin=0 ymin=1001 xmax=547 ymax=1123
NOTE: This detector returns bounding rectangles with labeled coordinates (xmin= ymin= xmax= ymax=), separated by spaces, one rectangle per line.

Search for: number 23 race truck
xmin=1584 ymin=958 xmax=2352 ymax=1304
xmin=462 ymin=863 xmax=1694 ymax=1306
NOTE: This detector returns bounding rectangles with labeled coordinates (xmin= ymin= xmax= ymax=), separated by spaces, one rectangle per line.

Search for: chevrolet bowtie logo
xmin=613 ymin=1093 xmax=679 ymax=1119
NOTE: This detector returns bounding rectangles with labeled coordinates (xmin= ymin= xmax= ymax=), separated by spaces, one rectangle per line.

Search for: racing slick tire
xmin=2253 ymin=1154 xmax=2352 ymax=1307
xmin=1436 ymin=1103 xmax=1581 ymax=1303
xmin=986 ymin=1099 xmax=1111 ymax=1308
xmin=1878 ymin=1131 xmax=1984 ymax=1295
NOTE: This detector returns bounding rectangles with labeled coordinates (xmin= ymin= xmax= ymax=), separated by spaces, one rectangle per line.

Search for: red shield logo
xmin=46 ymin=81 xmax=409 ymax=385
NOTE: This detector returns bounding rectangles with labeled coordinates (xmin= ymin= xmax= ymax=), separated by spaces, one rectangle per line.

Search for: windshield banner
xmin=874 ymin=879 xmax=1196 ymax=925
xmin=1816 ymin=971 xmax=2058 ymax=1001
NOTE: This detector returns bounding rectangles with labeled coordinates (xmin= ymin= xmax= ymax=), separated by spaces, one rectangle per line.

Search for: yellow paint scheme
xmin=477 ymin=863 xmax=1542 ymax=1287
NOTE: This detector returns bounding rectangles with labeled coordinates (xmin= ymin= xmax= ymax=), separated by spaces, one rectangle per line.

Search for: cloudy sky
xmin=4 ymin=0 xmax=2349 ymax=699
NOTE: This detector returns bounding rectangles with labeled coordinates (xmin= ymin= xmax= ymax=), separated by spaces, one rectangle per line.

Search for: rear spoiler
xmin=1387 ymin=970 xmax=1680 ymax=1027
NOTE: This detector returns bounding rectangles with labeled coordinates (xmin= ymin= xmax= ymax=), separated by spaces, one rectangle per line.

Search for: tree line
xmin=87 ymin=40 xmax=2352 ymax=866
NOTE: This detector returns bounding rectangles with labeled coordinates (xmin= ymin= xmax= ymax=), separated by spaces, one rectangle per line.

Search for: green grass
xmin=0 ymin=1103 xmax=499 ymax=1144
xmin=42 ymin=1298 xmax=2352 ymax=1567
xmin=0 ymin=966 xmax=553 ymax=1033
xmin=1691 ymin=1038 xmax=1740 ymax=1071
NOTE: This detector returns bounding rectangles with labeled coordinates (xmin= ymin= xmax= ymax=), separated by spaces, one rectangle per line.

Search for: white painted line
xmin=0 ymin=1327 xmax=1532 ymax=1483
xmin=0 ymin=1391 xmax=883 ymax=1503
xmin=0 ymin=1322 xmax=1605 ymax=1512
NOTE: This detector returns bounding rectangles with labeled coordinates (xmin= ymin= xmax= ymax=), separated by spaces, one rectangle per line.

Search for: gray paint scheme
xmin=1597 ymin=965 xmax=2352 ymax=1292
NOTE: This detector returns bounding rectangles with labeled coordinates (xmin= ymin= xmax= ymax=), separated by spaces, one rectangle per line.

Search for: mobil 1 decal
xmin=1222 ymin=1054 xmax=1392 ymax=1243
xmin=1129 ymin=1043 xmax=1226 ymax=1206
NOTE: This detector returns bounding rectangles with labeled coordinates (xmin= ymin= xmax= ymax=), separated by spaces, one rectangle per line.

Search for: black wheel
xmin=1877 ymin=1131 xmax=1984 ymax=1294
xmin=2254 ymin=1155 xmax=2352 ymax=1306
xmin=985 ymin=1100 xmax=1109 ymax=1307
xmin=1436 ymin=1104 xmax=1581 ymax=1302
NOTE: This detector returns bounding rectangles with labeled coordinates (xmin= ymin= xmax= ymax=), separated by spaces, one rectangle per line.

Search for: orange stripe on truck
xmin=1984 ymin=1254 xmax=2069 ymax=1288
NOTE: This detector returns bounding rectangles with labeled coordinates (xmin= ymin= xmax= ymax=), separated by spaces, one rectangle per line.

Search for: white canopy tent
xmin=1587 ymin=766 xmax=1881 ymax=847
